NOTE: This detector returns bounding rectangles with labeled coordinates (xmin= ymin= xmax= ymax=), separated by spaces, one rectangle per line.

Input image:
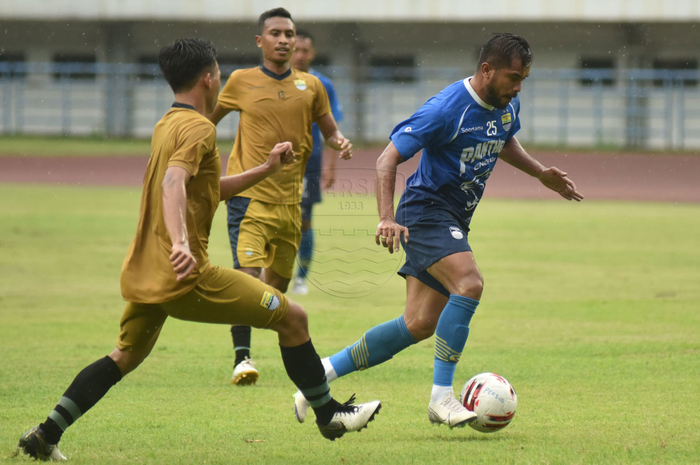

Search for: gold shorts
xmin=116 ymin=266 xmax=289 ymax=351
xmin=226 ymin=197 xmax=301 ymax=279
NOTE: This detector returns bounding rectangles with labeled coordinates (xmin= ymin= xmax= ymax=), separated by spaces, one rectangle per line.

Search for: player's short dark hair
xmin=478 ymin=33 xmax=532 ymax=70
xmin=258 ymin=7 xmax=294 ymax=33
xmin=158 ymin=38 xmax=217 ymax=93
xmin=295 ymin=29 xmax=315 ymax=45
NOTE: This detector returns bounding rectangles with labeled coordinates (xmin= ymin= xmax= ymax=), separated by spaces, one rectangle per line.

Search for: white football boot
xmin=231 ymin=357 xmax=258 ymax=385
xmin=428 ymin=391 xmax=477 ymax=428
xmin=316 ymin=395 xmax=382 ymax=441
xmin=293 ymin=390 xmax=310 ymax=423
xmin=291 ymin=277 xmax=309 ymax=295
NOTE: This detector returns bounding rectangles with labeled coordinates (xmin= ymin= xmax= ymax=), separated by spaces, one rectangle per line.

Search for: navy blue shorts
xmin=397 ymin=217 xmax=471 ymax=297
xmin=300 ymin=200 xmax=313 ymax=223
xmin=302 ymin=172 xmax=322 ymax=206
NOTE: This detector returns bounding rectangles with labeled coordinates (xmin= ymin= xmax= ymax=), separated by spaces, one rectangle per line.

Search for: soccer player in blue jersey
xmin=294 ymin=33 xmax=583 ymax=428
xmin=290 ymin=29 xmax=345 ymax=295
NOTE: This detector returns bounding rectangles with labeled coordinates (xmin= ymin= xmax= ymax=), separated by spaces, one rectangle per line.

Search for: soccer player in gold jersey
xmin=208 ymin=8 xmax=353 ymax=385
xmin=17 ymin=38 xmax=379 ymax=461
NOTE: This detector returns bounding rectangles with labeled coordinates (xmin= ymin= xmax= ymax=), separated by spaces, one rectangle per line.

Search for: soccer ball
xmin=460 ymin=372 xmax=517 ymax=433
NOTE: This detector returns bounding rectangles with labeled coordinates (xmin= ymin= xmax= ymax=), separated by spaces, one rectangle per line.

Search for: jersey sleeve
xmin=168 ymin=121 xmax=216 ymax=178
xmin=323 ymin=79 xmax=344 ymax=122
xmin=216 ymin=70 xmax=241 ymax=111
xmin=506 ymin=98 xmax=522 ymax=140
xmin=389 ymin=99 xmax=453 ymax=161
xmin=312 ymin=77 xmax=332 ymax=123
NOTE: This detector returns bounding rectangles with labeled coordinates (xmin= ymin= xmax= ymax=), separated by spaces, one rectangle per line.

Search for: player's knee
xmin=274 ymin=301 xmax=309 ymax=338
xmin=109 ymin=347 xmax=148 ymax=377
xmin=453 ymin=275 xmax=484 ymax=300
xmin=404 ymin=315 xmax=437 ymax=342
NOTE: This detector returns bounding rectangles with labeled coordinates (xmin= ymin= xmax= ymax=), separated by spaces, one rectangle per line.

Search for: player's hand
xmin=170 ymin=242 xmax=197 ymax=281
xmin=265 ymin=142 xmax=295 ymax=174
xmin=329 ymin=136 xmax=353 ymax=160
xmin=322 ymin=167 xmax=336 ymax=189
xmin=539 ymin=167 xmax=584 ymax=202
xmin=376 ymin=218 xmax=409 ymax=254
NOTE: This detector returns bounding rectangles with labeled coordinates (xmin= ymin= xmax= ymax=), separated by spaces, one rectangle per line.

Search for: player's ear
xmin=255 ymin=35 xmax=263 ymax=49
xmin=480 ymin=62 xmax=494 ymax=79
xmin=202 ymin=72 xmax=212 ymax=89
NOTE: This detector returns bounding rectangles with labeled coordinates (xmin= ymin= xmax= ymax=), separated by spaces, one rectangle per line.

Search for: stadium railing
xmin=1 ymin=62 xmax=699 ymax=150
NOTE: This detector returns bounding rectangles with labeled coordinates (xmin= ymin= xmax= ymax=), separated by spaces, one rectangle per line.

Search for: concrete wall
xmin=5 ymin=20 xmax=700 ymax=69
xmin=3 ymin=0 xmax=700 ymax=21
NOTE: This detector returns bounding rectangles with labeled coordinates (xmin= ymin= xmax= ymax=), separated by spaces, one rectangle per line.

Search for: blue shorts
xmin=300 ymin=200 xmax=313 ymax=224
xmin=397 ymin=216 xmax=471 ymax=297
xmin=302 ymin=171 xmax=322 ymax=206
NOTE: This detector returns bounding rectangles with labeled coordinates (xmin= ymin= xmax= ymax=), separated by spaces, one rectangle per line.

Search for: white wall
xmin=3 ymin=0 xmax=700 ymax=21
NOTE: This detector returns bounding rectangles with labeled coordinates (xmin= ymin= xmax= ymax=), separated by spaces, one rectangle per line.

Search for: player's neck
xmin=469 ymin=75 xmax=492 ymax=107
xmin=262 ymin=58 xmax=291 ymax=76
xmin=173 ymin=93 xmax=207 ymax=116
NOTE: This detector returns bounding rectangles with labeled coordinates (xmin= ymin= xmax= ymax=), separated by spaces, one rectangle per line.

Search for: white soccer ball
xmin=460 ymin=372 xmax=517 ymax=433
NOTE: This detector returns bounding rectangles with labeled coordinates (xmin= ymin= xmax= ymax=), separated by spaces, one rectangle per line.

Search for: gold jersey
xmin=218 ymin=66 xmax=331 ymax=204
xmin=121 ymin=104 xmax=221 ymax=303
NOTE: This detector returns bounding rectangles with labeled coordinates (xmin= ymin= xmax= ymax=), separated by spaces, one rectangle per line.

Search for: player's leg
xmin=262 ymin=265 xmax=292 ymax=293
xmin=226 ymin=196 xmax=269 ymax=384
xmin=163 ymin=266 xmax=381 ymax=440
xmin=326 ymin=275 xmax=445 ymax=379
xmin=230 ymin=267 xmax=261 ymax=385
xmin=19 ymin=303 xmax=167 ymax=460
xmin=293 ymin=275 xmax=446 ymax=423
xmin=292 ymin=200 xmax=314 ymax=295
xmin=426 ymin=250 xmax=483 ymax=393
xmin=423 ymin=251 xmax=482 ymax=428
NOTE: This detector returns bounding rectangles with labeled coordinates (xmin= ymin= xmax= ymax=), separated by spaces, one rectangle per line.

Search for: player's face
xmin=256 ymin=17 xmax=296 ymax=65
xmin=484 ymin=57 xmax=530 ymax=109
xmin=291 ymin=37 xmax=315 ymax=72
xmin=205 ymin=62 xmax=222 ymax=114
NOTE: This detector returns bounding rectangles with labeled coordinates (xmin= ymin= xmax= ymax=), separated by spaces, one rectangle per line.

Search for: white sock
xmin=430 ymin=385 xmax=453 ymax=404
xmin=322 ymin=357 xmax=338 ymax=383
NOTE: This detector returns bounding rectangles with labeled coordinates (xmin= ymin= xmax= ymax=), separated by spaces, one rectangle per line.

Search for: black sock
xmin=231 ymin=326 xmax=252 ymax=366
xmin=280 ymin=339 xmax=340 ymax=425
xmin=40 ymin=356 xmax=122 ymax=444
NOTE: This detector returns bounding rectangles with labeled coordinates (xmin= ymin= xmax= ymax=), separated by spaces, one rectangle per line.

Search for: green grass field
xmin=1 ymin=184 xmax=699 ymax=464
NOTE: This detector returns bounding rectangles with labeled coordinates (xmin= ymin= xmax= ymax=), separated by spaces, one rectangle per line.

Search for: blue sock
xmin=329 ymin=316 xmax=417 ymax=377
xmin=297 ymin=228 xmax=313 ymax=279
xmin=433 ymin=295 xmax=479 ymax=387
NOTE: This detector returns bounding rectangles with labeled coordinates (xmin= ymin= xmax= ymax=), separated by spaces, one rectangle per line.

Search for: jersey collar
xmin=171 ymin=102 xmax=196 ymax=110
xmin=260 ymin=65 xmax=292 ymax=81
xmin=463 ymin=77 xmax=494 ymax=111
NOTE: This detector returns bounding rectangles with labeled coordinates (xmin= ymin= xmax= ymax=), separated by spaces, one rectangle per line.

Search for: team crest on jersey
xmin=294 ymin=79 xmax=307 ymax=91
xmin=501 ymin=112 xmax=512 ymax=131
xmin=260 ymin=291 xmax=280 ymax=311
xmin=449 ymin=226 xmax=464 ymax=240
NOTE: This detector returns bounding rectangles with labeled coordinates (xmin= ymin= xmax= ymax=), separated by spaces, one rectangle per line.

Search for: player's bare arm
xmin=321 ymin=146 xmax=338 ymax=188
xmin=499 ymin=137 xmax=584 ymax=202
xmin=206 ymin=103 xmax=231 ymax=126
xmin=162 ymin=166 xmax=197 ymax=281
xmin=375 ymin=142 xmax=409 ymax=254
xmin=317 ymin=113 xmax=353 ymax=159
xmin=219 ymin=141 xmax=295 ymax=201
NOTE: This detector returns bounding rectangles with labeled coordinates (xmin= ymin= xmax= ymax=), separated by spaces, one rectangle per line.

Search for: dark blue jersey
xmin=306 ymin=69 xmax=344 ymax=175
xmin=391 ymin=77 xmax=521 ymax=227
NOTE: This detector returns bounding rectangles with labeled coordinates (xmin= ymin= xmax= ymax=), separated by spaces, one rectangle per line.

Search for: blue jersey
xmin=306 ymin=69 xmax=344 ymax=175
xmin=391 ymin=77 xmax=521 ymax=227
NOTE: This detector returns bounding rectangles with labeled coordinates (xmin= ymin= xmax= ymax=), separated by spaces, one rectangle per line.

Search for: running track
xmin=1 ymin=149 xmax=699 ymax=203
